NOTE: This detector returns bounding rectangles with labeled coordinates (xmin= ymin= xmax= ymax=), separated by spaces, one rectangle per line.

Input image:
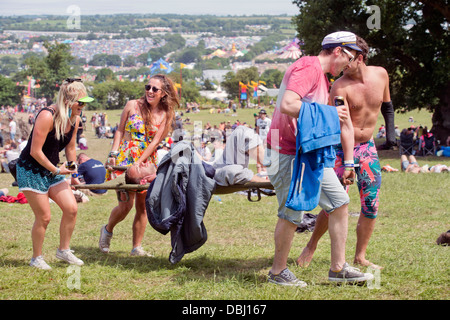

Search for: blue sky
xmin=1 ymin=0 xmax=299 ymax=16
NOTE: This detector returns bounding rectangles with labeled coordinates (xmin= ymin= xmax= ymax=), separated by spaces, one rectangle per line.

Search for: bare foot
xmin=354 ymin=258 xmax=384 ymax=270
xmin=296 ymin=247 xmax=315 ymax=268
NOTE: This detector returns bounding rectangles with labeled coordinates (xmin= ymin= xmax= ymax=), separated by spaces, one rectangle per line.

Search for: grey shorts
xmin=266 ymin=148 xmax=349 ymax=226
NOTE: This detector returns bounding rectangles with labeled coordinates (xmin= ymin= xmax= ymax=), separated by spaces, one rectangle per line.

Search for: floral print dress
xmin=106 ymin=111 xmax=160 ymax=181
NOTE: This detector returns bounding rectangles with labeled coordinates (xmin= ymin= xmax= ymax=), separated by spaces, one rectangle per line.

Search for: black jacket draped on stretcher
xmin=145 ymin=140 xmax=216 ymax=264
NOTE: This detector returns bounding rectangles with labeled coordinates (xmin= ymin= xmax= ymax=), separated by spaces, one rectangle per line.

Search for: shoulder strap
xmin=43 ymin=106 xmax=56 ymax=116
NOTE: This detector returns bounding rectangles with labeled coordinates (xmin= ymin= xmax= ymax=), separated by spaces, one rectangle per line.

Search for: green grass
xmin=0 ymin=107 xmax=449 ymax=300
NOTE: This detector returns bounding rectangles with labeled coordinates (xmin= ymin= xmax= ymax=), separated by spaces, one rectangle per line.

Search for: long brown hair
xmin=138 ymin=74 xmax=178 ymax=138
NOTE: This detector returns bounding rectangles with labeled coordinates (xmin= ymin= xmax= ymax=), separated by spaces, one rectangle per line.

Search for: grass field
xmin=0 ymin=106 xmax=448 ymax=302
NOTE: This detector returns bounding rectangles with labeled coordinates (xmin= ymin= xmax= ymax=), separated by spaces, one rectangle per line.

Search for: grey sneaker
xmin=328 ymin=262 xmax=374 ymax=284
xmin=56 ymin=248 xmax=84 ymax=266
xmin=30 ymin=256 xmax=52 ymax=270
xmin=130 ymin=246 xmax=153 ymax=257
xmin=268 ymin=268 xmax=307 ymax=287
xmin=99 ymin=224 xmax=113 ymax=253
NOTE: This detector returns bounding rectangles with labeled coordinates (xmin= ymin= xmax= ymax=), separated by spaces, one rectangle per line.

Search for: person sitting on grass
xmin=0 ymin=188 xmax=8 ymax=197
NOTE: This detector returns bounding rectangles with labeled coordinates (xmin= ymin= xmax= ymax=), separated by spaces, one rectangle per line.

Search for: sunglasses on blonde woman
xmin=65 ymin=78 xmax=83 ymax=83
xmin=145 ymin=85 xmax=162 ymax=93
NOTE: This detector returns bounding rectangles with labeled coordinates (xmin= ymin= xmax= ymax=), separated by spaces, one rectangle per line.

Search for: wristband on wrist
xmin=109 ymin=151 xmax=119 ymax=158
xmin=345 ymin=167 xmax=355 ymax=171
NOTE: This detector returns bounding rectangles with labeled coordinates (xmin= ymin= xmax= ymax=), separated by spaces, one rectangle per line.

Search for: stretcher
xmin=72 ymin=166 xmax=275 ymax=202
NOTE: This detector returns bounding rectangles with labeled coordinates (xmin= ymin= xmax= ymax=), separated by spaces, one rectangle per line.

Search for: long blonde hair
xmin=53 ymin=79 xmax=87 ymax=140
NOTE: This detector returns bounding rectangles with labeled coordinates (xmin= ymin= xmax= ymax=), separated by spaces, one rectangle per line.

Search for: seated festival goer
xmin=78 ymin=134 xmax=88 ymax=150
xmin=195 ymin=138 xmax=212 ymax=162
xmin=212 ymin=125 xmax=268 ymax=185
xmin=400 ymin=128 xmax=415 ymax=155
xmin=0 ymin=188 xmax=8 ymax=197
xmin=71 ymin=153 xmax=107 ymax=196
xmin=0 ymin=142 xmax=20 ymax=173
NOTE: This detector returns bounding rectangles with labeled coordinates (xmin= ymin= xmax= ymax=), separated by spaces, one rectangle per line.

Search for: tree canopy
xmin=292 ymin=0 xmax=449 ymax=142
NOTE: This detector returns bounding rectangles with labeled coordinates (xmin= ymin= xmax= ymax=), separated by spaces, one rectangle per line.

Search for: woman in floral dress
xmin=99 ymin=74 xmax=178 ymax=256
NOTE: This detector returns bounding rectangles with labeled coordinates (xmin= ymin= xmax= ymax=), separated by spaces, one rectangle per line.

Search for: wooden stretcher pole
xmin=73 ymin=181 xmax=274 ymax=194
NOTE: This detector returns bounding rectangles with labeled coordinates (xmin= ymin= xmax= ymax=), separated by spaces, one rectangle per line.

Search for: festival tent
xmin=150 ymin=58 xmax=173 ymax=74
xmin=208 ymin=49 xmax=227 ymax=58
xmin=278 ymin=38 xmax=302 ymax=60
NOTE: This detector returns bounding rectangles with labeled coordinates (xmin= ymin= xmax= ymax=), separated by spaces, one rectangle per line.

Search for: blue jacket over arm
xmin=285 ymin=101 xmax=341 ymax=211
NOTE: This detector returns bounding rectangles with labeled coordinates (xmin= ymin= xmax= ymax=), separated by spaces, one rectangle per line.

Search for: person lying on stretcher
xmin=125 ymin=162 xmax=157 ymax=185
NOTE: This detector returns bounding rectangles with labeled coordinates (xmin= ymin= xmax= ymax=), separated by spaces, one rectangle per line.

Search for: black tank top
xmin=18 ymin=107 xmax=76 ymax=176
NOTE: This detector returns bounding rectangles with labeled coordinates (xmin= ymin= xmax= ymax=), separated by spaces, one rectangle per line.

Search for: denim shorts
xmin=17 ymin=162 xmax=66 ymax=194
xmin=266 ymin=148 xmax=349 ymax=226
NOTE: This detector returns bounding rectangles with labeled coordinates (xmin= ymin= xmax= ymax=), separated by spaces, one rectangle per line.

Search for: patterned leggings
xmin=334 ymin=139 xmax=381 ymax=219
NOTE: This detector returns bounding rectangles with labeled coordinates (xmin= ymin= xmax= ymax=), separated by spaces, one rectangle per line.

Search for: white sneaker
xmin=56 ymin=248 xmax=84 ymax=266
xmin=99 ymin=224 xmax=113 ymax=253
xmin=30 ymin=256 xmax=52 ymax=270
xmin=130 ymin=246 xmax=153 ymax=257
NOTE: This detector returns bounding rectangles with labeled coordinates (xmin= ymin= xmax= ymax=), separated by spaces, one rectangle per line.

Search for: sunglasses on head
xmin=65 ymin=78 xmax=83 ymax=83
xmin=145 ymin=84 xmax=162 ymax=93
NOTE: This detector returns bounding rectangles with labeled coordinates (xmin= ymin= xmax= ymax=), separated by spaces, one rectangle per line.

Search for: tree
xmin=89 ymin=54 xmax=122 ymax=67
xmin=203 ymin=79 xmax=215 ymax=90
xmin=89 ymin=80 xmax=143 ymax=110
xmin=178 ymin=48 xmax=202 ymax=64
xmin=0 ymin=75 xmax=21 ymax=106
xmin=0 ymin=56 xmax=19 ymax=76
xmin=221 ymin=67 xmax=259 ymax=99
xmin=148 ymin=33 xmax=186 ymax=61
xmin=20 ymin=41 xmax=73 ymax=101
xmin=180 ymin=80 xmax=201 ymax=105
xmin=260 ymin=69 xmax=284 ymax=89
xmin=292 ymin=0 xmax=450 ymax=144
xmin=123 ymin=55 xmax=137 ymax=67
xmin=95 ymin=68 xmax=115 ymax=83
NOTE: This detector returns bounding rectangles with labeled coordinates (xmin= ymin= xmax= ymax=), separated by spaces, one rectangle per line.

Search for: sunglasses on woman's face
xmin=145 ymin=84 xmax=162 ymax=93
xmin=77 ymin=101 xmax=85 ymax=106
